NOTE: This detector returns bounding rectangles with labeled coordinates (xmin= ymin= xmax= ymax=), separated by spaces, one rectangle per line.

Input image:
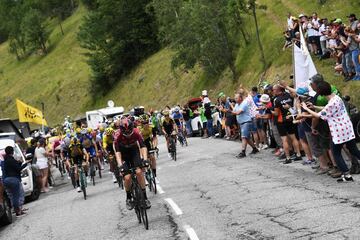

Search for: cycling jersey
xmin=114 ymin=128 xmax=145 ymax=173
xmin=103 ymin=135 xmax=114 ymax=149
xmin=69 ymin=142 xmax=84 ymax=165
xmin=172 ymin=112 xmax=183 ymax=127
xmin=162 ymin=118 xmax=175 ymax=135
xmin=138 ymin=125 xmax=154 ymax=140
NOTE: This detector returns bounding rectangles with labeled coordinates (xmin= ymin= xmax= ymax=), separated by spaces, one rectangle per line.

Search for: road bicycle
xmin=145 ymin=149 xmax=157 ymax=194
xmin=169 ymin=133 xmax=177 ymax=161
xmin=89 ymin=156 xmax=102 ymax=186
xmin=78 ymin=163 xmax=87 ymax=200
xmin=109 ymin=153 xmax=124 ymax=189
xmin=121 ymin=162 xmax=150 ymax=230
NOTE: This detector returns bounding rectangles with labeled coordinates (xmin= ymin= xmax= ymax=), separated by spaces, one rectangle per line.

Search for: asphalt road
xmin=2 ymin=137 xmax=360 ymax=240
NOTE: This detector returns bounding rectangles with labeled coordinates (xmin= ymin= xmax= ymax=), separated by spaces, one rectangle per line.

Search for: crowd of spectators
xmin=190 ymin=72 xmax=360 ymax=183
xmin=285 ymin=12 xmax=360 ymax=81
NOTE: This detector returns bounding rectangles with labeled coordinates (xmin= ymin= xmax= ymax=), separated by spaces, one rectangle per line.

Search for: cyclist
xmin=138 ymin=114 xmax=157 ymax=178
xmin=150 ymin=110 xmax=159 ymax=151
xmin=91 ymin=129 xmax=104 ymax=170
xmin=172 ymin=106 xmax=187 ymax=144
xmin=114 ymin=117 xmax=150 ymax=210
xmin=162 ymin=110 xmax=178 ymax=157
xmin=69 ymin=137 xmax=89 ymax=192
xmin=81 ymin=128 xmax=99 ymax=183
xmin=60 ymin=132 xmax=72 ymax=179
xmin=103 ymin=128 xmax=117 ymax=183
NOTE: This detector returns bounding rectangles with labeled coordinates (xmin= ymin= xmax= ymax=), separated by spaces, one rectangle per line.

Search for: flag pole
xmin=41 ymin=102 xmax=45 ymax=133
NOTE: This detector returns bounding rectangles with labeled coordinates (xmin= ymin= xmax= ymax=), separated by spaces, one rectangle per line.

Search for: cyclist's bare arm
xmin=115 ymin=151 xmax=122 ymax=166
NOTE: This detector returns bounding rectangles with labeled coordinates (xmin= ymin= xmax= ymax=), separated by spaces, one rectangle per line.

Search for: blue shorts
xmin=240 ymin=121 xmax=253 ymax=139
xmin=251 ymin=118 xmax=258 ymax=132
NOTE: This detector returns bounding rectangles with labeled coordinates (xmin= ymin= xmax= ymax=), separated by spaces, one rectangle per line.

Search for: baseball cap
xmin=218 ymin=92 xmax=225 ymax=98
xmin=296 ymin=87 xmax=309 ymax=96
xmin=333 ymin=18 xmax=342 ymax=24
xmin=298 ymin=14 xmax=306 ymax=18
xmin=202 ymin=90 xmax=208 ymax=96
xmin=347 ymin=14 xmax=356 ymax=18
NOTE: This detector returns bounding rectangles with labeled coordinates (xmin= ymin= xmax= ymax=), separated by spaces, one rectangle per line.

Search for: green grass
xmin=0 ymin=0 xmax=359 ymax=125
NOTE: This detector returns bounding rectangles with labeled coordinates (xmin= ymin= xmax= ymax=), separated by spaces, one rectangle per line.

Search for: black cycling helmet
xmin=120 ymin=117 xmax=134 ymax=137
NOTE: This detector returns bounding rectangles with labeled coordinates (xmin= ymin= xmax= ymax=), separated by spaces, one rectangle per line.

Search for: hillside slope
xmin=0 ymin=0 xmax=359 ymax=125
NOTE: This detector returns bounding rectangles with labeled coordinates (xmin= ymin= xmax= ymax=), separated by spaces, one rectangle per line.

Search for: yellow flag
xmin=16 ymin=99 xmax=48 ymax=126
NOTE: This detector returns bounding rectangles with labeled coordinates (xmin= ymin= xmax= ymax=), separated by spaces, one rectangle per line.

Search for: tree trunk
xmin=59 ymin=18 xmax=64 ymax=36
xmin=252 ymin=5 xmax=267 ymax=70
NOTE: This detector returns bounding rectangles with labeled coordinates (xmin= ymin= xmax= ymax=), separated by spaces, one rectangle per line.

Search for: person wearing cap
xmin=201 ymin=90 xmax=211 ymax=105
xmin=348 ymin=14 xmax=358 ymax=31
xmin=278 ymin=81 xmax=315 ymax=165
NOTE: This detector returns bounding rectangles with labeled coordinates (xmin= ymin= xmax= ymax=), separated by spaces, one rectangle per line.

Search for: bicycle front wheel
xmin=140 ymin=207 xmax=149 ymax=230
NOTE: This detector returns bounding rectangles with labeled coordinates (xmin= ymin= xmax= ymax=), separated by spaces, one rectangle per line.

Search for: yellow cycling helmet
xmin=105 ymin=128 xmax=114 ymax=136
xmin=75 ymin=128 xmax=81 ymax=134
xmin=99 ymin=126 xmax=105 ymax=132
xmin=87 ymin=128 xmax=93 ymax=133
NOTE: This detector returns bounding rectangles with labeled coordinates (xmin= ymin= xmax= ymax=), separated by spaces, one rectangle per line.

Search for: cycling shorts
xmin=120 ymin=147 xmax=143 ymax=175
xmin=144 ymin=138 xmax=153 ymax=153
xmin=106 ymin=145 xmax=115 ymax=155
xmin=70 ymin=156 xmax=83 ymax=166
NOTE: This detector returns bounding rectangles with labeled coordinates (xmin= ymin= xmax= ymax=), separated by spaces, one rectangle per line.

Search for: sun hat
xmin=260 ymin=94 xmax=271 ymax=103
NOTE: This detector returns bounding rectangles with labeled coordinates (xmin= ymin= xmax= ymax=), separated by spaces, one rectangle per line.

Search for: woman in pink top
xmin=302 ymin=81 xmax=360 ymax=182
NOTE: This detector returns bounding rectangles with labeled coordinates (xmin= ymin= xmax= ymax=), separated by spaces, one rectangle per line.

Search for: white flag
xmin=293 ymin=26 xmax=317 ymax=96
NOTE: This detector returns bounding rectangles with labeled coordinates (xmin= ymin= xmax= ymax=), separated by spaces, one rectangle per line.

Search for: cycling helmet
xmin=119 ymin=117 xmax=134 ymax=137
xmin=174 ymin=106 xmax=180 ymax=113
xmin=87 ymin=128 xmax=93 ymax=133
xmin=75 ymin=128 xmax=81 ymax=134
xmin=139 ymin=114 xmax=149 ymax=124
xmin=80 ymin=129 xmax=87 ymax=135
xmin=163 ymin=110 xmax=170 ymax=116
xmin=105 ymin=128 xmax=114 ymax=136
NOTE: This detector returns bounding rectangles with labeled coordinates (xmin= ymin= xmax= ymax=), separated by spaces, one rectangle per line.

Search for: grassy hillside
xmin=0 ymin=0 xmax=359 ymax=126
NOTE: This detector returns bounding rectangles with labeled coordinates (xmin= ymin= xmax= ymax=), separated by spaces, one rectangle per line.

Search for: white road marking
xmin=157 ymin=184 xmax=165 ymax=194
xmin=184 ymin=225 xmax=200 ymax=240
xmin=164 ymin=198 xmax=183 ymax=215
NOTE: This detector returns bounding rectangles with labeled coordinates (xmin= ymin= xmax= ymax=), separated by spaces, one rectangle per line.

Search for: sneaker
xmin=126 ymin=199 xmax=134 ymax=210
xmin=302 ymin=159 xmax=313 ymax=165
xmin=278 ymin=153 xmax=286 ymax=160
xmin=315 ymin=168 xmax=329 ymax=175
xmin=112 ymin=174 xmax=117 ymax=183
xmin=77 ymin=187 xmax=82 ymax=192
xmin=250 ymin=148 xmax=259 ymax=154
xmin=291 ymin=155 xmax=302 ymax=161
xmin=337 ymin=174 xmax=354 ymax=182
xmin=16 ymin=211 xmax=27 ymax=217
xmin=283 ymin=159 xmax=292 ymax=164
xmin=311 ymin=164 xmax=320 ymax=169
xmin=331 ymin=170 xmax=343 ymax=178
xmin=145 ymin=199 xmax=151 ymax=209
xmin=262 ymin=144 xmax=269 ymax=150
xmin=236 ymin=152 xmax=246 ymax=158
xmin=67 ymin=176 xmax=71 ymax=180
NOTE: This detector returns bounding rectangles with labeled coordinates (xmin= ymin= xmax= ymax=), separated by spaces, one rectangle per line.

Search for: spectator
xmin=2 ymin=146 xmax=29 ymax=217
xmin=232 ymin=90 xmax=259 ymax=158
xmin=182 ymin=104 xmax=193 ymax=136
xmin=302 ymin=81 xmax=360 ymax=182
xmin=204 ymin=103 xmax=214 ymax=137
xmin=339 ymin=29 xmax=354 ymax=81
xmin=319 ymin=18 xmax=329 ymax=56
xmin=272 ymin=84 xmax=302 ymax=164
xmin=348 ymin=13 xmax=358 ymax=31
xmin=344 ymin=27 xmax=360 ymax=80
xmin=251 ymin=87 xmax=268 ymax=149
xmin=35 ymin=139 xmax=50 ymax=193
xmin=201 ymin=90 xmax=211 ymax=105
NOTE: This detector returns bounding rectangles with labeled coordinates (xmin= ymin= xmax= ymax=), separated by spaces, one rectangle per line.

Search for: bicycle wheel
xmin=151 ymin=170 xmax=157 ymax=194
xmin=90 ymin=161 xmax=96 ymax=186
xmin=140 ymin=207 xmax=149 ymax=230
xmin=145 ymin=171 xmax=152 ymax=192
xmin=80 ymin=170 xmax=87 ymax=200
xmin=70 ymin=168 xmax=76 ymax=188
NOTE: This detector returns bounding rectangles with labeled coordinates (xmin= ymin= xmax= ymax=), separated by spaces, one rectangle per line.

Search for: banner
xmin=293 ymin=26 xmax=317 ymax=96
xmin=16 ymin=99 xmax=48 ymax=126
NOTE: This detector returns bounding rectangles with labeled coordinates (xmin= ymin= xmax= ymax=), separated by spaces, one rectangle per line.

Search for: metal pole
xmin=41 ymin=102 xmax=45 ymax=133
